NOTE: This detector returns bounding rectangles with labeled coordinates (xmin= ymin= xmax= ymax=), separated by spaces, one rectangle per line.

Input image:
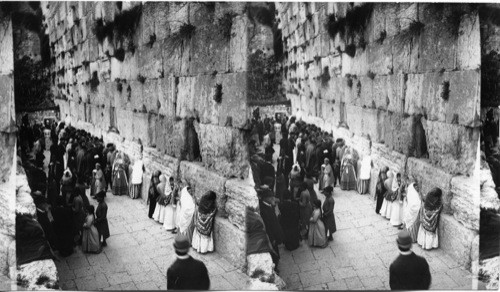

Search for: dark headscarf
xmin=424 ymin=187 xmax=443 ymax=211
xmin=198 ymin=191 xmax=217 ymax=214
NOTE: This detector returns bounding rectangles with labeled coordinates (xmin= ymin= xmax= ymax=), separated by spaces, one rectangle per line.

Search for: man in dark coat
xmin=167 ymin=234 xmax=210 ymax=290
xmin=389 ymin=230 xmax=431 ymax=290
xmin=258 ymin=187 xmax=284 ymax=267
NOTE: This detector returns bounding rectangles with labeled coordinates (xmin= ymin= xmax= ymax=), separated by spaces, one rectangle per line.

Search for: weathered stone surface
xmin=438 ymin=214 xmax=477 ymax=270
xmin=424 ymin=120 xmax=479 ymax=176
xmin=0 ymin=18 xmax=13 ymax=76
xmin=17 ymin=259 xmax=59 ymax=290
xmin=225 ymin=178 xmax=259 ymax=230
xmin=179 ymin=161 xmax=227 ymax=217
xmin=0 ymin=75 xmax=15 ymax=134
xmin=198 ymin=123 xmax=249 ymax=179
xmin=0 ymin=233 xmax=14 ymax=280
xmin=137 ymin=43 xmax=163 ymax=79
xmin=370 ymin=143 xmax=407 ymax=175
xmin=246 ymin=253 xmax=286 ymax=290
xmin=0 ymin=133 xmax=15 ymax=184
xmin=450 ymin=175 xmax=480 ymax=231
xmin=229 ymin=15 xmax=249 ymax=73
xmin=381 ymin=111 xmax=414 ymax=155
xmin=246 ymin=279 xmax=280 ymax=290
xmin=405 ymin=71 xmax=480 ymax=128
xmin=189 ymin=25 xmax=229 ymax=75
xmin=418 ymin=22 xmax=457 ymax=73
xmin=480 ymin=166 xmax=500 ymax=211
xmin=213 ymin=218 xmax=246 ymax=270
xmin=406 ymin=158 xmax=453 ymax=213
xmin=457 ymin=12 xmax=480 ymax=70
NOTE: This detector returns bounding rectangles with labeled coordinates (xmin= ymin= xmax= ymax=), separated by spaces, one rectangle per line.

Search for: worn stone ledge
xmin=438 ymin=214 xmax=477 ymax=270
xmin=450 ymin=175 xmax=480 ymax=231
xmin=214 ymin=218 xmax=246 ymax=270
xmin=225 ymin=178 xmax=259 ymax=231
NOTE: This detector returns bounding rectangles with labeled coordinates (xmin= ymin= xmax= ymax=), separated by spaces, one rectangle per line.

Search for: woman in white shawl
xmin=163 ymin=177 xmax=178 ymax=232
xmin=404 ymin=181 xmax=422 ymax=242
xmin=357 ymin=155 xmax=372 ymax=194
xmin=176 ymin=186 xmax=196 ymax=244
xmin=129 ymin=155 xmax=145 ymax=199
xmin=388 ymin=173 xmax=404 ymax=227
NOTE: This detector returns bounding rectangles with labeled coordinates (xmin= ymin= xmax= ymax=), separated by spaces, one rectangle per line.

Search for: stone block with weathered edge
xmin=450 ymin=175 xmax=480 ymax=231
xmin=380 ymin=111 xmax=414 ymax=156
xmin=213 ymin=218 xmax=246 ymax=270
xmin=404 ymin=71 xmax=480 ymax=128
xmin=198 ymin=123 xmax=250 ymax=179
xmin=438 ymin=214 xmax=477 ymax=270
xmin=424 ymin=120 xmax=479 ymax=176
xmin=0 ymin=75 xmax=15 ymax=135
xmin=179 ymin=161 xmax=227 ymax=218
xmin=370 ymin=143 xmax=407 ymax=175
xmin=225 ymin=178 xmax=259 ymax=231
xmin=417 ymin=22 xmax=457 ymax=73
xmin=405 ymin=157 xmax=453 ymax=214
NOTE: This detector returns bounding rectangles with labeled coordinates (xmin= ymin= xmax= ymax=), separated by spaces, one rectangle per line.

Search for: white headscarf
xmin=391 ymin=172 xmax=400 ymax=192
xmin=176 ymin=187 xmax=195 ymax=233
xmin=131 ymin=159 xmax=144 ymax=184
xmin=359 ymin=156 xmax=372 ymax=180
xmin=404 ymin=182 xmax=422 ymax=227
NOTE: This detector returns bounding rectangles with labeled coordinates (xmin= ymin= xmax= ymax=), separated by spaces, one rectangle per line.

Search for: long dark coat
xmin=95 ymin=201 xmax=110 ymax=239
xmin=322 ymin=196 xmax=337 ymax=235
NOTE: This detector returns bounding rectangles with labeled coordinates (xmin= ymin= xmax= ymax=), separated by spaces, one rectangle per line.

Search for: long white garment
xmin=176 ymin=187 xmax=195 ymax=234
xmin=131 ymin=160 xmax=144 ymax=184
xmin=163 ymin=183 xmax=177 ymax=230
xmin=359 ymin=156 xmax=372 ymax=180
xmin=403 ymin=183 xmax=421 ymax=227
xmin=389 ymin=172 xmax=402 ymax=225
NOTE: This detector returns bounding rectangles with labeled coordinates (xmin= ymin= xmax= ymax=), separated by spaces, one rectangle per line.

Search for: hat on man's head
xmin=96 ymin=190 xmax=106 ymax=199
xmin=396 ymin=230 xmax=412 ymax=249
xmin=174 ymin=234 xmax=190 ymax=253
xmin=323 ymin=186 xmax=333 ymax=193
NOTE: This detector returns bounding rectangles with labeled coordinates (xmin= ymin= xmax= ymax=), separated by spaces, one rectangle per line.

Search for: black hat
xmin=174 ymin=234 xmax=190 ymax=253
xmin=396 ymin=230 xmax=412 ymax=249
xmin=96 ymin=190 xmax=106 ymax=199
xmin=323 ymin=186 xmax=333 ymax=193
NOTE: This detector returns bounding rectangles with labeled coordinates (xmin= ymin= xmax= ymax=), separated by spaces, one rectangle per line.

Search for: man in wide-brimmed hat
xmin=258 ymin=185 xmax=283 ymax=269
xmin=166 ymin=234 xmax=210 ymax=290
xmin=389 ymin=230 xmax=431 ymax=290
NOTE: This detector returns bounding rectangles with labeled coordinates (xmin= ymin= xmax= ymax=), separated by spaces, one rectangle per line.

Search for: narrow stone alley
xmin=55 ymin=189 xmax=247 ymax=290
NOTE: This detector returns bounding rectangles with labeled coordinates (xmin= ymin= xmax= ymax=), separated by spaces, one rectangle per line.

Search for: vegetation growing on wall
xmin=247 ymin=49 xmax=284 ymax=103
xmin=326 ymin=4 xmax=373 ymax=44
xmin=217 ymin=13 xmax=234 ymax=41
xmin=14 ymin=56 xmax=53 ymax=110
xmin=167 ymin=23 xmax=196 ymax=53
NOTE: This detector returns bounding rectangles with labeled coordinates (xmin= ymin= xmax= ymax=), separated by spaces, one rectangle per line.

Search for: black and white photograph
xmin=0 ymin=1 xmax=498 ymax=290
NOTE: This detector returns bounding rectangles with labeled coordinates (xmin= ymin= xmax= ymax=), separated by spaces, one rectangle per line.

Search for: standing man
xmin=167 ymin=234 xmax=210 ymax=290
xmin=258 ymin=187 xmax=284 ymax=268
xmin=389 ymin=230 xmax=431 ymax=290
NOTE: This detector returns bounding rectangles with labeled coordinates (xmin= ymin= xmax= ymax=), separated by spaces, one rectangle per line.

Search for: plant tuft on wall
xmin=440 ymin=81 xmax=450 ymax=101
xmin=148 ymin=33 xmax=156 ymax=48
xmin=127 ymin=85 xmax=132 ymax=101
xmin=377 ymin=30 xmax=387 ymax=44
xmin=217 ymin=13 xmax=234 ymax=40
xmin=213 ymin=83 xmax=223 ymax=103
xmin=367 ymin=70 xmax=376 ymax=80
xmin=128 ymin=40 xmax=136 ymax=54
xmin=166 ymin=23 xmax=196 ymax=53
xmin=116 ymin=82 xmax=123 ymax=93
xmin=321 ymin=67 xmax=331 ymax=86
xmin=346 ymin=75 xmax=353 ymax=88
xmin=114 ymin=48 xmax=125 ymax=62
xmin=93 ymin=18 xmax=114 ymax=43
xmin=344 ymin=44 xmax=356 ymax=58
xmin=114 ymin=4 xmax=142 ymax=42
xmin=90 ymin=71 xmax=100 ymax=92
xmin=137 ymin=74 xmax=146 ymax=84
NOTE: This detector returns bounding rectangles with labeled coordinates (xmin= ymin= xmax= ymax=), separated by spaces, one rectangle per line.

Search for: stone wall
xmin=0 ymin=12 xmax=17 ymax=290
xmin=41 ymin=2 xmax=279 ymax=270
xmin=276 ymin=2 xmax=480 ymax=269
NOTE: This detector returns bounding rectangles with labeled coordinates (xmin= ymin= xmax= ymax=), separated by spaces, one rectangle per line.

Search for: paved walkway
xmin=277 ymin=185 xmax=474 ymax=290
xmin=55 ymin=190 xmax=247 ymax=290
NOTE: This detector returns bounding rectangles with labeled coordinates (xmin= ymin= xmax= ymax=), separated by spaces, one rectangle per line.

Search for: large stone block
xmin=225 ymin=178 xmax=259 ymax=230
xmin=345 ymin=105 xmax=380 ymax=142
xmin=0 ymin=19 xmax=13 ymax=75
xmin=219 ymin=73 xmax=250 ymax=129
xmin=142 ymin=79 xmax=160 ymax=114
xmin=367 ymin=42 xmax=393 ymax=75
xmin=371 ymin=143 xmax=407 ymax=175
xmin=381 ymin=111 xmax=414 ymax=155
xmin=213 ymin=218 xmax=246 ymax=270
xmin=179 ymin=161 xmax=227 ymax=217
xmin=0 ymin=233 xmax=14 ymax=282
xmin=161 ymin=39 xmax=182 ymax=76
xmin=137 ymin=43 xmax=163 ymax=79
xmin=405 ymin=71 xmax=480 ymax=127
xmin=0 ymin=75 xmax=15 ymax=134
xmin=189 ymin=25 xmax=229 ymax=75
xmin=450 ymin=175 xmax=480 ymax=231
xmin=158 ymin=76 xmax=176 ymax=117
xmin=229 ymin=16 xmax=249 ymax=73
xmin=417 ymin=22 xmax=457 ymax=73
xmin=405 ymin=158 xmax=453 ymax=213
xmin=0 ymin=178 xmax=15 ymax=236
xmin=457 ymin=12 xmax=480 ymax=70
xmin=425 ymin=120 xmax=479 ymax=176
xmin=438 ymin=214 xmax=477 ymax=270
xmin=198 ymin=123 xmax=250 ymax=179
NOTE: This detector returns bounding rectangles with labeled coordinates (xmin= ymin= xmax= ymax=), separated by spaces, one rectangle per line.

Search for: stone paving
xmin=277 ymin=185 xmax=475 ymax=290
xmin=55 ymin=189 xmax=247 ymax=290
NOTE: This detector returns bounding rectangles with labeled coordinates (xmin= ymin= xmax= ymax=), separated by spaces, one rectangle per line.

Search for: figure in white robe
xmin=176 ymin=187 xmax=195 ymax=243
xmin=389 ymin=173 xmax=404 ymax=227
xmin=163 ymin=179 xmax=178 ymax=232
xmin=403 ymin=182 xmax=422 ymax=242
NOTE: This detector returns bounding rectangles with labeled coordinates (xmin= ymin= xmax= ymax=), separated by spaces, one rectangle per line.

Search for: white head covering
xmin=359 ymin=156 xmax=372 ymax=180
xmin=391 ymin=172 xmax=400 ymax=192
xmin=404 ymin=182 xmax=422 ymax=227
xmin=131 ymin=159 xmax=144 ymax=184
xmin=177 ymin=187 xmax=195 ymax=233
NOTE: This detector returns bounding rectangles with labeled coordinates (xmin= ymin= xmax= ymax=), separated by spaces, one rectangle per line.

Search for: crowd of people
xmin=18 ymin=116 xmax=111 ymax=256
xmin=248 ymin=109 xmax=444 ymax=272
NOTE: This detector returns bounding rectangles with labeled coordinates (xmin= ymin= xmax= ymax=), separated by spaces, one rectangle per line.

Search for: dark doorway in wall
xmin=413 ymin=114 xmax=428 ymax=159
xmin=185 ymin=117 xmax=201 ymax=162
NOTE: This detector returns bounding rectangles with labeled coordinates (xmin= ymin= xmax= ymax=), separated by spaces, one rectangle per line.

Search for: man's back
xmin=167 ymin=256 xmax=210 ymax=290
xmin=389 ymin=252 xmax=431 ymax=290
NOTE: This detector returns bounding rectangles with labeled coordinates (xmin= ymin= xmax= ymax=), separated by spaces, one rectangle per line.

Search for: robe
xmin=176 ymin=187 xmax=195 ymax=242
